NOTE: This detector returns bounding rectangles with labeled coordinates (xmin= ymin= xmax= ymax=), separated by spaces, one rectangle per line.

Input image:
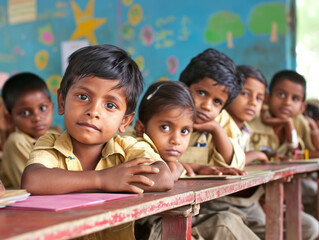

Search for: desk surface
xmin=1 ymin=162 xmax=319 ymax=240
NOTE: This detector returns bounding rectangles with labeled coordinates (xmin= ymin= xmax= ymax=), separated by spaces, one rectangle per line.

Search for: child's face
xmin=227 ymin=77 xmax=266 ymax=125
xmin=269 ymin=79 xmax=305 ymax=119
xmin=143 ymin=107 xmax=193 ymax=163
xmin=189 ymin=77 xmax=229 ymax=123
xmin=58 ymin=76 xmax=133 ymax=147
xmin=11 ymin=90 xmax=53 ymax=139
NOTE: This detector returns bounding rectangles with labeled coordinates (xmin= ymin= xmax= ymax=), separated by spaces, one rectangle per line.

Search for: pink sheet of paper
xmin=7 ymin=193 xmax=136 ymax=211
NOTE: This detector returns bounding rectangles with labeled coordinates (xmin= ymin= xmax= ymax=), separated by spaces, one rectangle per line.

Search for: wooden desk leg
xmin=160 ymin=204 xmax=199 ymax=240
xmin=284 ymin=176 xmax=302 ymax=240
xmin=265 ymin=180 xmax=284 ymax=240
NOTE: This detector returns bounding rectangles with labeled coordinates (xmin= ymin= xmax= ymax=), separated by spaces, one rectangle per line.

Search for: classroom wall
xmin=0 ymin=0 xmax=296 ymax=128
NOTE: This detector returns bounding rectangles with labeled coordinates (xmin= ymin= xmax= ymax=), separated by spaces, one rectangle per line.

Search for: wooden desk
xmin=1 ymin=162 xmax=318 ymax=240
xmin=0 ymin=188 xmax=194 ymax=240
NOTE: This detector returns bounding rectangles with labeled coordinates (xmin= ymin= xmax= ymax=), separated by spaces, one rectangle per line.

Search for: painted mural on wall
xmin=0 ymin=0 xmax=292 ymax=128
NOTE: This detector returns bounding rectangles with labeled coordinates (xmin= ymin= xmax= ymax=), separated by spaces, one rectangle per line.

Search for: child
xmin=226 ymin=65 xmax=269 ymax=165
xmin=249 ymin=70 xmax=319 ymax=158
xmin=134 ymin=80 xmax=246 ymax=240
xmin=21 ymin=44 xmax=174 ymax=240
xmin=178 ymin=48 xmax=246 ymax=170
xmin=248 ymin=69 xmax=319 ymax=239
xmin=135 ymin=81 xmax=245 ymax=181
xmin=178 ymin=48 xmax=260 ymax=240
xmin=0 ymin=72 xmax=54 ymax=188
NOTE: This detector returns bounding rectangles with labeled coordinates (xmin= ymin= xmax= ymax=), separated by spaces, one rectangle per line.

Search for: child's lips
xmin=78 ymin=122 xmax=100 ymax=131
xmin=245 ymin=108 xmax=255 ymax=116
xmin=197 ymin=112 xmax=210 ymax=122
xmin=165 ymin=149 xmax=181 ymax=157
xmin=279 ymin=107 xmax=291 ymax=115
xmin=33 ymin=124 xmax=46 ymax=131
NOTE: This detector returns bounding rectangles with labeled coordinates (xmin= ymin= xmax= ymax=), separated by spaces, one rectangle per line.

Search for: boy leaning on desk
xmin=21 ymin=44 xmax=174 ymax=240
xmin=248 ymin=69 xmax=319 ymax=239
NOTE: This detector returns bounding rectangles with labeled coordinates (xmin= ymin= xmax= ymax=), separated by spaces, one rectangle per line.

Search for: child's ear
xmin=57 ymin=89 xmax=65 ymax=115
xmin=118 ymin=112 xmax=135 ymax=133
xmin=300 ymin=102 xmax=307 ymax=114
xmin=135 ymin=120 xmax=145 ymax=137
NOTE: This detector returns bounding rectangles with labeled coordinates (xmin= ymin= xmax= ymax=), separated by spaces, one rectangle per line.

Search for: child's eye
xmin=292 ymin=96 xmax=301 ymax=102
xmin=160 ymin=125 xmax=170 ymax=131
xmin=181 ymin=128 xmax=190 ymax=135
xmin=198 ymin=90 xmax=205 ymax=96
xmin=40 ymin=105 xmax=48 ymax=111
xmin=77 ymin=94 xmax=89 ymax=101
xmin=241 ymin=91 xmax=249 ymax=97
xmin=21 ymin=110 xmax=30 ymax=116
xmin=214 ymin=99 xmax=222 ymax=106
xmin=105 ymin=102 xmax=117 ymax=109
xmin=257 ymin=96 xmax=264 ymax=102
xmin=278 ymin=92 xmax=285 ymax=98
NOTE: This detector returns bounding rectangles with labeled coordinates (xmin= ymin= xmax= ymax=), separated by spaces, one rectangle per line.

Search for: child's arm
xmin=21 ymin=158 xmax=168 ymax=195
xmin=245 ymin=151 xmax=269 ymax=165
xmin=304 ymin=115 xmax=319 ymax=150
xmin=166 ymin=161 xmax=186 ymax=181
xmin=260 ymin=108 xmax=289 ymax=126
xmin=194 ymin=121 xmax=233 ymax=164
xmin=182 ymin=162 xmax=246 ymax=176
xmin=133 ymin=161 xmax=174 ymax=190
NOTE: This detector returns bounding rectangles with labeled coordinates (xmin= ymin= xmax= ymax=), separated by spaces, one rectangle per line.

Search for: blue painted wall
xmin=0 ymin=0 xmax=296 ymax=128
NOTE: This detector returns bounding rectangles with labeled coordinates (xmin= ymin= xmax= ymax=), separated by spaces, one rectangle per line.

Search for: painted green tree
xmin=204 ymin=11 xmax=245 ymax=48
xmin=248 ymin=3 xmax=286 ymax=42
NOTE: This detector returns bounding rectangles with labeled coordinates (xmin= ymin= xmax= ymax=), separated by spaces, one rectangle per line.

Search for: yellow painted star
xmin=70 ymin=0 xmax=106 ymax=45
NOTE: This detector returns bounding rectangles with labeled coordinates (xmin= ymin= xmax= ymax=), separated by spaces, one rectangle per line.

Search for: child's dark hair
xmin=138 ymin=81 xmax=196 ymax=125
xmin=60 ymin=44 xmax=144 ymax=115
xmin=236 ymin=65 xmax=268 ymax=88
xmin=305 ymin=103 xmax=319 ymax=120
xmin=2 ymin=72 xmax=50 ymax=114
xmin=269 ymin=70 xmax=306 ymax=101
xmin=179 ymin=48 xmax=244 ymax=108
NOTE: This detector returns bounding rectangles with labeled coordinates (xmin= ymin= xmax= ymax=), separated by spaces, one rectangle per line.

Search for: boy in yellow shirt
xmin=248 ymin=69 xmax=319 ymax=239
xmin=21 ymin=44 xmax=173 ymax=240
xmin=178 ymin=49 xmax=259 ymax=240
xmin=249 ymin=70 xmax=319 ymax=157
xmin=0 ymin=72 xmax=54 ymax=188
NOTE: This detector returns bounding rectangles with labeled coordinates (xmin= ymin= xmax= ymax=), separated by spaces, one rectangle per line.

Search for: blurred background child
xmin=0 ymin=72 xmax=55 ymax=188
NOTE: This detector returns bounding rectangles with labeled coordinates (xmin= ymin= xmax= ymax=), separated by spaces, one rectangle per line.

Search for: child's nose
xmin=86 ymin=102 xmax=101 ymax=119
xmin=201 ymin=99 xmax=212 ymax=111
xmin=31 ymin=111 xmax=41 ymax=122
xmin=170 ymin=133 xmax=181 ymax=145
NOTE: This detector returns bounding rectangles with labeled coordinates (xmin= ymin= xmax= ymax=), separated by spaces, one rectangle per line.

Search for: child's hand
xmin=245 ymin=151 xmax=269 ymax=165
xmin=194 ymin=165 xmax=223 ymax=176
xmin=167 ymin=161 xmax=185 ymax=181
xmin=215 ymin=167 xmax=247 ymax=175
xmin=97 ymin=158 xmax=160 ymax=194
xmin=193 ymin=120 xmax=219 ymax=133
xmin=261 ymin=108 xmax=289 ymax=126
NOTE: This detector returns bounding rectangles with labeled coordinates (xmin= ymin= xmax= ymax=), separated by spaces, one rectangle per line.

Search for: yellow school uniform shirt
xmin=26 ymin=131 xmax=164 ymax=240
xmin=135 ymin=133 xmax=187 ymax=177
xmin=248 ymin=111 xmax=315 ymax=156
xmin=178 ymin=129 xmax=245 ymax=170
xmin=0 ymin=128 xmax=35 ymax=188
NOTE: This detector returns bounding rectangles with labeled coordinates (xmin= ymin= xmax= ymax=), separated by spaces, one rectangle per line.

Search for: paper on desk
xmin=7 ymin=193 xmax=136 ymax=211
xmin=0 ymin=189 xmax=30 ymax=208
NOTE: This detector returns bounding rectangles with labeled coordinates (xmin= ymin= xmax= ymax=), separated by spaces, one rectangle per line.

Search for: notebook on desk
xmin=0 ymin=189 xmax=30 ymax=208
xmin=179 ymin=169 xmax=271 ymax=180
xmin=7 ymin=193 xmax=136 ymax=211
